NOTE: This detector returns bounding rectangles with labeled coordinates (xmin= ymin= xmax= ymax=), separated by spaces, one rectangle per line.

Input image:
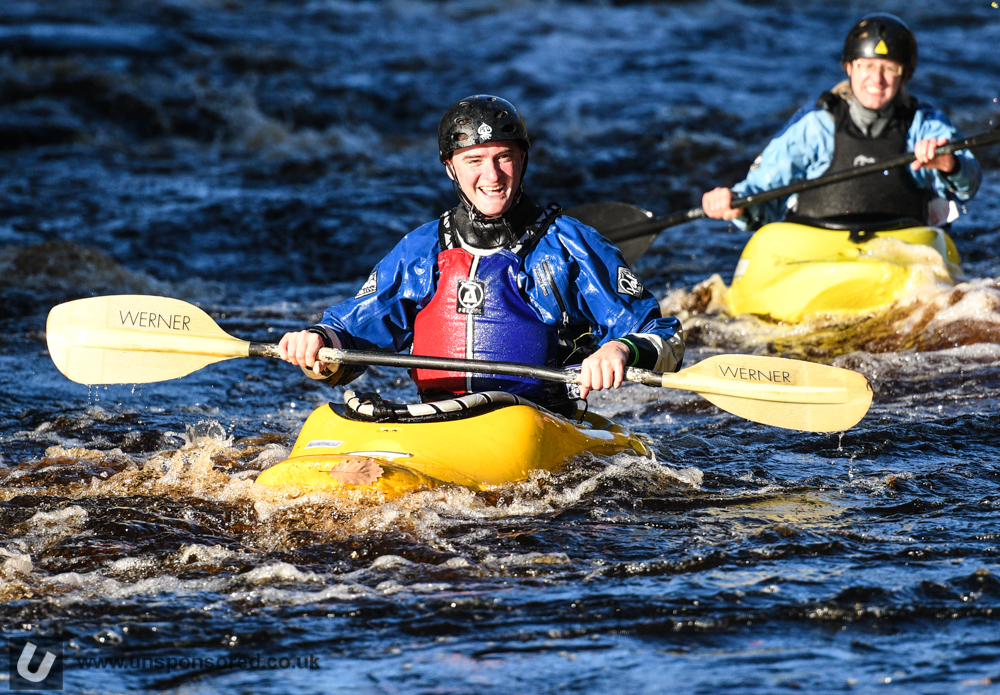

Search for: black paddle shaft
xmin=249 ymin=343 xmax=664 ymax=387
xmin=605 ymin=127 xmax=1000 ymax=243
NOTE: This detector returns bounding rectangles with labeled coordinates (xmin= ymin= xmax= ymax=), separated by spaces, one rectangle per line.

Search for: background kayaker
xmin=279 ymin=95 xmax=684 ymax=409
xmin=701 ymin=13 xmax=981 ymax=229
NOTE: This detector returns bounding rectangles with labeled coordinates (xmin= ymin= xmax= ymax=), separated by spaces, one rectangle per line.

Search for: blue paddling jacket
xmin=730 ymin=88 xmax=981 ymax=230
xmin=311 ymin=210 xmax=684 ymax=403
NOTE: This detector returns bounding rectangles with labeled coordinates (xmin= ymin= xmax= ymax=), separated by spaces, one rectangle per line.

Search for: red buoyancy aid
xmin=411 ymin=247 xmax=557 ymax=399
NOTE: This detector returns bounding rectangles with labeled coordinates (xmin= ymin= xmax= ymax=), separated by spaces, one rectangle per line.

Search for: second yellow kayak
xmin=726 ymin=219 xmax=961 ymax=322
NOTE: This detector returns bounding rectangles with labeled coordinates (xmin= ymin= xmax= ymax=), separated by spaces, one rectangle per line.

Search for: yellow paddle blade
xmin=46 ymin=295 xmax=250 ymax=384
xmin=662 ymin=354 xmax=872 ymax=432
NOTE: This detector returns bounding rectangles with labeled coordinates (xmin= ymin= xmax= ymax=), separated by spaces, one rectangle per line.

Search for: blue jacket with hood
xmin=730 ymin=91 xmax=981 ymax=229
xmin=312 ymin=213 xmax=684 ymax=395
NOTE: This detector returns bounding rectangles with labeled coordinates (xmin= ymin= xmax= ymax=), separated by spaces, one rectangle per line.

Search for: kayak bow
xmin=254 ymin=399 xmax=651 ymax=497
xmin=726 ymin=218 xmax=960 ymax=322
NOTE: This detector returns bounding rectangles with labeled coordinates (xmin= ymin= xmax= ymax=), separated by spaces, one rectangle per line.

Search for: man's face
xmin=846 ymin=57 xmax=906 ymax=111
xmin=447 ymin=142 xmax=524 ymax=218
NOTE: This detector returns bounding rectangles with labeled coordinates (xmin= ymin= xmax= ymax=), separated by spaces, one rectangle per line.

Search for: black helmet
xmin=842 ymin=13 xmax=917 ymax=78
xmin=437 ymin=95 xmax=530 ymax=162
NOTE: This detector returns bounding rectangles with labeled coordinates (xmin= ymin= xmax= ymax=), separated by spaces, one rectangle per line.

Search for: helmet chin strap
xmin=444 ymin=161 xmax=480 ymax=217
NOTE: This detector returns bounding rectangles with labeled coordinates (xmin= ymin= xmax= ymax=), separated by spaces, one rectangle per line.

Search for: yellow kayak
xmin=725 ymin=218 xmax=961 ymax=322
xmin=255 ymin=393 xmax=651 ymax=497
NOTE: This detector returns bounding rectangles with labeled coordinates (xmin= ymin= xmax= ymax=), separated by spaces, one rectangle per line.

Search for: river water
xmin=2 ymin=1 xmax=1000 ymax=693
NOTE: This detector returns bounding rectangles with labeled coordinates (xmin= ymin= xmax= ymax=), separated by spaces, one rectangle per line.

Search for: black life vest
xmin=795 ymin=94 xmax=928 ymax=223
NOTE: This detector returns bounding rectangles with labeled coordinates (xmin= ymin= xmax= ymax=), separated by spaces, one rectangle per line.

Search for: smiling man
xmin=701 ymin=13 xmax=981 ymax=228
xmin=279 ymin=95 xmax=683 ymax=410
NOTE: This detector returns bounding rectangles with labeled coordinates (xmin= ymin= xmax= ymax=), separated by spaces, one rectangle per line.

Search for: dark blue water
xmin=2 ymin=1 xmax=1000 ymax=693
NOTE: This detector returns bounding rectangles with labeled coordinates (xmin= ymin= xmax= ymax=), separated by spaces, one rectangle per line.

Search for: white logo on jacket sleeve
xmin=355 ymin=269 xmax=378 ymax=299
xmin=616 ymin=267 xmax=643 ymax=298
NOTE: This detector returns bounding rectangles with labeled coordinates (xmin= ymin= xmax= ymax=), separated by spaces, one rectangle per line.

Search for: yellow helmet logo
xmin=875 ymin=39 xmax=889 ymax=55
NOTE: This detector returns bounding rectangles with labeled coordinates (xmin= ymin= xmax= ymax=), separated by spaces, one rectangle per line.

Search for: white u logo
xmin=17 ymin=642 xmax=57 ymax=683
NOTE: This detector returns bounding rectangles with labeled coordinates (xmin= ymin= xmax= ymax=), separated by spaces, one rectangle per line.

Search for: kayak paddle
xmin=570 ymin=126 xmax=1000 ymax=263
xmin=46 ymin=295 xmax=872 ymax=432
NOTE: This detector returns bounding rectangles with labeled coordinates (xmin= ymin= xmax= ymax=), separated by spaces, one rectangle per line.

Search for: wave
xmin=661 ymin=272 xmax=1000 ymax=359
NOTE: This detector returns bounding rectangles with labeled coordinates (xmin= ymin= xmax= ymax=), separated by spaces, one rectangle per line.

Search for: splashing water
xmin=2 ymin=0 xmax=1000 ymax=692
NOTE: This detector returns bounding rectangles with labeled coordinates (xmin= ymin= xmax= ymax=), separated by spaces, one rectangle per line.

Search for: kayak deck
xmin=254 ymin=402 xmax=652 ymax=497
xmin=725 ymin=219 xmax=960 ymax=323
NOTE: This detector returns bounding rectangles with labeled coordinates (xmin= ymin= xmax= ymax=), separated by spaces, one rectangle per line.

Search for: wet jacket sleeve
xmin=908 ymin=104 xmax=981 ymax=201
xmin=523 ymin=217 xmax=684 ymax=373
xmin=729 ymin=108 xmax=835 ymax=230
xmin=315 ymin=221 xmax=439 ymax=383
